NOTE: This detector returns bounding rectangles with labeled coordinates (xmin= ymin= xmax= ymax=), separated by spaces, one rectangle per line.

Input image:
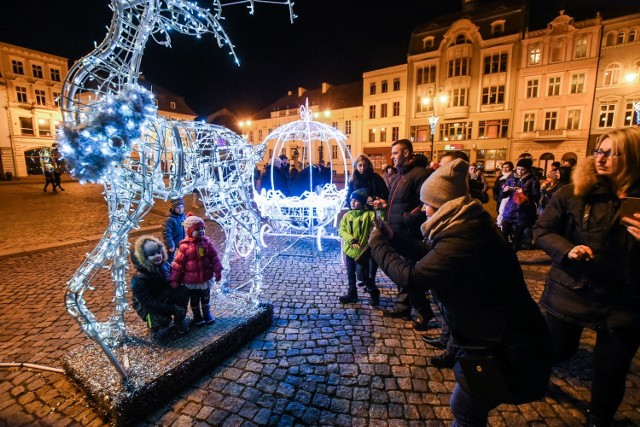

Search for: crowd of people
xmin=126 ymin=127 xmax=640 ymax=426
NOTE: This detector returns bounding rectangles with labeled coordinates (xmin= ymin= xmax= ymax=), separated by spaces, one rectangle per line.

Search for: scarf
xmin=421 ymin=195 xmax=485 ymax=243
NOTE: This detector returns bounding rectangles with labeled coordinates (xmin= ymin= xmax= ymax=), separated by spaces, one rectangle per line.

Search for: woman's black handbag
xmin=454 ymin=349 xmax=513 ymax=402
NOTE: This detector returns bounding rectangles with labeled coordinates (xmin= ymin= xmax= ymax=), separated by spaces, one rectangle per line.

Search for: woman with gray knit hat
xmin=369 ymin=158 xmax=551 ymax=426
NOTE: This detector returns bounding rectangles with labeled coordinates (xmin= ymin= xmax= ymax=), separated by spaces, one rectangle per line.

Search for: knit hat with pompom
xmin=183 ymin=213 xmax=205 ymax=237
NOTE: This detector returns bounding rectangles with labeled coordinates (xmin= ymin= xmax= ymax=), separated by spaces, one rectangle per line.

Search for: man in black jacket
xmin=374 ymin=139 xmax=434 ymax=330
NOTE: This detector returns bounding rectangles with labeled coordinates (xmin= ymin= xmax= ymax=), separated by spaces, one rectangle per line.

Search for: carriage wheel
xmin=259 ymin=223 xmax=273 ymax=248
xmin=316 ymin=226 xmax=326 ymax=251
xmin=233 ymin=225 xmax=255 ymax=258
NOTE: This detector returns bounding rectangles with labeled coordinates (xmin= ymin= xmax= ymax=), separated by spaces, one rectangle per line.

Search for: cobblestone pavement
xmin=1 ymin=181 xmax=640 ymax=426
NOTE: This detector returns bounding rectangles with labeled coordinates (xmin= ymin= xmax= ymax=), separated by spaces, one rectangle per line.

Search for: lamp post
xmin=421 ymin=87 xmax=448 ymax=161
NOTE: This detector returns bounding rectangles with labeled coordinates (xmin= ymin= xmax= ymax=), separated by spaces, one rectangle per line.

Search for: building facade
xmin=0 ymin=42 xmax=67 ymax=178
xmin=512 ymin=11 xmax=602 ymax=174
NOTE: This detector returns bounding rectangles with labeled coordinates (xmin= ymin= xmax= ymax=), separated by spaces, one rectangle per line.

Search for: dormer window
xmin=454 ymin=34 xmax=470 ymax=45
xmin=170 ymin=101 xmax=176 ymax=110
xmin=422 ymin=36 xmax=435 ymax=50
xmin=491 ymin=20 xmax=505 ymax=36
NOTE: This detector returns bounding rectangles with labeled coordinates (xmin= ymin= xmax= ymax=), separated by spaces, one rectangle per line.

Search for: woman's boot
xmin=339 ymin=283 xmax=358 ymax=303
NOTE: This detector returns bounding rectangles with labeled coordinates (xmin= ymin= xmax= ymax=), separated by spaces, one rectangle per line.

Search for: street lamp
xmin=421 ymin=87 xmax=448 ymax=161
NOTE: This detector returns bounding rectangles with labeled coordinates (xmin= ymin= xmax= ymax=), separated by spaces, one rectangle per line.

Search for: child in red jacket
xmin=170 ymin=214 xmax=223 ymax=326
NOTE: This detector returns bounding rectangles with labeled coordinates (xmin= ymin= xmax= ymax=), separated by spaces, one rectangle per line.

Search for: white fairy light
xmin=254 ymin=100 xmax=352 ymax=250
xmin=58 ymin=0 xmax=295 ymax=380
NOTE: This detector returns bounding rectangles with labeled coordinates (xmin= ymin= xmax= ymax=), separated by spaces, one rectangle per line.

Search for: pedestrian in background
xmin=53 ymin=168 xmax=65 ymax=191
xmin=130 ymin=235 xmax=190 ymax=335
xmin=501 ymin=158 xmax=540 ymax=251
xmin=338 ymin=189 xmax=380 ymax=306
xmin=534 ymin=127 xmax=640 ymax=427
xmin=43 ymin=168 xmax=56 ymax=192
xmin=494 ymin=161 xmax=514 ymax=221
xmin=370 ymin=159 xmax=551 ymax=426
xmin=170 ymin=214 xmax=223 ymax=327
xmin=162 ymin=198 xmax=186 ymax=263
xmin=381 ymin=164 xmax=398 ymax=191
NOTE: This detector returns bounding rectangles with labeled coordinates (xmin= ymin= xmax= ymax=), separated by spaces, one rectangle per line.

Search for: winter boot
xmin=339 ymin=284 xmax=358 ymax=304
xmin=202 ymin=303 xmax=215 ymax=325
xmin=368 ymin=286 xmax=380 ymax=306
xmin=190 ymin=304 xmax=205 ymax=327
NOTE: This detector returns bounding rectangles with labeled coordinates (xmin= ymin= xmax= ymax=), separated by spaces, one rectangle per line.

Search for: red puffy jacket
xmin=169 ymin=236 xmax=223 ymax=285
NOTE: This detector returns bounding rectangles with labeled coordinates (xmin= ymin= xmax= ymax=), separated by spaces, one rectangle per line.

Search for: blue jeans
xmin=450 ymin=383 xmax=500 ymax=427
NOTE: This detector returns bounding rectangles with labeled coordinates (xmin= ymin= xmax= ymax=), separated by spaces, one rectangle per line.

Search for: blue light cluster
xmin=58 ymin=85 xmax=157 ymax=183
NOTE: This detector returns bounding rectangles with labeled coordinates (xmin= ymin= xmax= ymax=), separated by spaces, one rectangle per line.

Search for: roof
xmin=139 ymin=78 xmax=197 ymax=117
xmin=253 ymin=81 xmax=363 ymax=120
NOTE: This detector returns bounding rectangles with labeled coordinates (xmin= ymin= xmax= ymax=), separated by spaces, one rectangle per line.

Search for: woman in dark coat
xmin=346 ymin=154 xmax=389 ymax=207
xmin=370 ymin=159 xmax=551 ymax=426
xmin=501 ymin=157 xmax=540 ymax=251
xmin=534 ymin=127 xmax=640 ymax=426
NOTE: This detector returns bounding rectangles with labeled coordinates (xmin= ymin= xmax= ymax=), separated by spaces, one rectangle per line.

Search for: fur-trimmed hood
xmin=131 ymin=235 xmax=168 ymax=273
xmin=572 ymin=158 xmax=602 ymax=198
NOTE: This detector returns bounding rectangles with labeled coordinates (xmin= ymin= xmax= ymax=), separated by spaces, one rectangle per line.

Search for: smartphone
xmin=619 ymin=197 xmax=640 ymax=223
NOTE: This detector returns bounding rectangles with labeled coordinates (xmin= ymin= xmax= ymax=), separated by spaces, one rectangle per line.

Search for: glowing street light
xmin=421 ymin=87 xmax=449 ymax=161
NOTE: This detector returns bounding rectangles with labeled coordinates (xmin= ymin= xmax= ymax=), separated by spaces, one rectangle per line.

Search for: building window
xmin=575 ymin=38 xmax=588 ymax=59
xmin=451 ymin=88 xmax=467 ymax=107
xmin=529 ymin=46 xmax=541 ymax=65
xmin=20 ymin=117 xmax=34 ymax=135
xmin=422 ymin=36 xmax=435 ymax=49
xmin=491 ymin=21 xmax=505 ymax=36
xmin=526 ymin=79 xmax=539 ymax=98
xmin=393 ymin=78 xmax=400 ymax=91
xmin=570 ymin=74 xmax=585 ymax=94
xmin=599 ymin=103 xmax=615 ymax=128
xmin=478 ymin=119 xmax=509 ymax=138
xmin=624 ymin=101 xmax=638 ymax=126
xmin=548 ymin=77 xmax=561 ymax=96
xmin=392 ymin=127 xmax=399 ymax=141
xmin=32 ymin=64 xmax=43 ymax=79
xmin=416 ymin=65 xmax=436 ymax=84
xmin=248 ymin=131 xmax=254 ymax=142
xmin=380 ymin=128 xmax=387 ymax=143
xmin=11 ymin=60 xmax=24 ymax=75
xmin=38 ymin=118 xmax=52 ymax=136
xmin=483 ymin=52 xmax=508 ymax=74
xmin=169 ymin=101 xmax=176 ymax=110
xmin=551 ymin=42 xmax=565 ymax=63
xmin=606 ymin=32 xmax=616 ymax=47
xmin=380 ymin=103 xmax=388 ymax=118
xmin=381 ymin=80 xmax=388 ymax=93
xmin=392 ymin=102 xmax=400 ymax=116
xmin=617 ymin=31 xmax=625 ymax=44
xmin=332 ymin=121 xmax=338 ymax=129
xmin=345 ymin=120 xmax=352 ymax=134
xmin=53 ymin=92 xmax=61 ymax=107
xmin=369 ymin=105 xmax=376 ymax=119
xmin=630 ymin=30 xmax=637 ymax=42
xmin=50 ymin=68 xmax=61 ymax=82
xmin=258 ymin=129 xmax=263 ymax=140
xmin=442 ymin=122 xmax=472 ymax=140
xmin=370 ymin=82 xmax=376 ymax=95
xmin=448 ymin=57 xmax=470 ymax=77
xmin=544 ymin=111 xmax=558 ymax=130
xmin=35 ymin=89 xmax=46 ymax=106
xmin=332 ymin=145 xmax=338 ymax=159
xmin=604 ymin=64 xmax=620 ymax=86
xmin=523 ymin=113 xmax=535 ymax=132
xmin=567 ymin=109 xmax=581 ymax=130
xmin=454 ymin=34 xmax=470 ymax=45
xmin=482 ymin=85 xmax=504 ymax=104
xmin=16 ymin=86 xmax=28 ymax=103
xmin=368 ymin=129 xmax=375 ymax=143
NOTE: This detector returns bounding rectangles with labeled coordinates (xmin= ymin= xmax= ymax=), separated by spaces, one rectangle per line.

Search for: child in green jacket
xmin=338 ymin=189 xmax=380 ymax=306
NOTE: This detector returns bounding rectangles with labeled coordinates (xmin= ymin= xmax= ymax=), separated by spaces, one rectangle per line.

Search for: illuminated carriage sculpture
xmin=57 ymin=0 xmax=294 ymax=380
xmin=254 ymin=102 xmax=353 ymax=251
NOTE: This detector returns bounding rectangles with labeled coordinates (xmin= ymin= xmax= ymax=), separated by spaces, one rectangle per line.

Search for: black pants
xmin=346 ymin=253 xmax=377 ymax=288
xmin=501 ymin=219 xmax=527 ymax=251
xmin=545 ymin=313 xmax=640 ymax=424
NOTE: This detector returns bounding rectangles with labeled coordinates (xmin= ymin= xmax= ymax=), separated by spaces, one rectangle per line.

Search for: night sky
xmin=0 ymin=0 xmax=636 ymax=118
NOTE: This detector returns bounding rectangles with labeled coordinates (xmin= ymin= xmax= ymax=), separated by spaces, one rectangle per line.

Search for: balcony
xmin=534 ymin=129 xmax=567 ymax=142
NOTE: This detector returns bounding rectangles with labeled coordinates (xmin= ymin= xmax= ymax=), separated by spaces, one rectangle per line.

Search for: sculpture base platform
xmin=63 ymin=293 xmax=272 ymax=426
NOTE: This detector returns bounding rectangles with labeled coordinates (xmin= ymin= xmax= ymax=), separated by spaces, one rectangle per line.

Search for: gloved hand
xmin=173 ymin=305 xmax=187 ymax=319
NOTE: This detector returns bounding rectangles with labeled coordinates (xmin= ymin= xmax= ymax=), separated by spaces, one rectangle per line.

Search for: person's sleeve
xmin=169 ymin=245 xmax=186 ymax=283
xmin=132 ymin=278 xmax=175 ymax=315
xmin=533 ymin=190 xmax=574 ymax=263
xmin=338 ymin=215 xmax=356 ymax=243
xmin=162 ymin=218 xmax=173 ymax=249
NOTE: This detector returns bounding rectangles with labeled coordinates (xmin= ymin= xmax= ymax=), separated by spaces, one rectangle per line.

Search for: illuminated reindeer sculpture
xmin=58 ymin=0 xmax=295 ymax=379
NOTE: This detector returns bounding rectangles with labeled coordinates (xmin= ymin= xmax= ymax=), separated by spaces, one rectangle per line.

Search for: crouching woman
xmin=130 ymin=235 xmax=190 ymax=334
xmin=369 ymin=159 xmax=551 ymax=426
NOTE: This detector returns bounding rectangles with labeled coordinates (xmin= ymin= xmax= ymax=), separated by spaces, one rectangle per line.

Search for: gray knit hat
xmin=420 ymin=158 xmax=469 ymax=208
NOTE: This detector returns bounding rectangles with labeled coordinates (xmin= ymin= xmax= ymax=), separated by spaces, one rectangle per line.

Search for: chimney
xmin=462 ymin=0 xmax=477 ymax=13
xmin=298 ymin=87 xmax=306 ymax=97
xmin=321 ymin=82 xmax=331 ymax=94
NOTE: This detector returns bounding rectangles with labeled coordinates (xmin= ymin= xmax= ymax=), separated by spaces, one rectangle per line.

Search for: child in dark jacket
xmin=162 ymin=198 xmax=186 ymax=263
xmin=338 ymin=189 xmax=380 ymax=306
xmin=170 ymin=214 xmax=223 ymax=326
xmin=130 ymin=235 xmax=190 ymax=334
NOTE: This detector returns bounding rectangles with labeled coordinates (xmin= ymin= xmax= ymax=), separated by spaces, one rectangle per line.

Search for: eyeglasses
xmin=591 ymin=149 xmax=621 ymax=159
